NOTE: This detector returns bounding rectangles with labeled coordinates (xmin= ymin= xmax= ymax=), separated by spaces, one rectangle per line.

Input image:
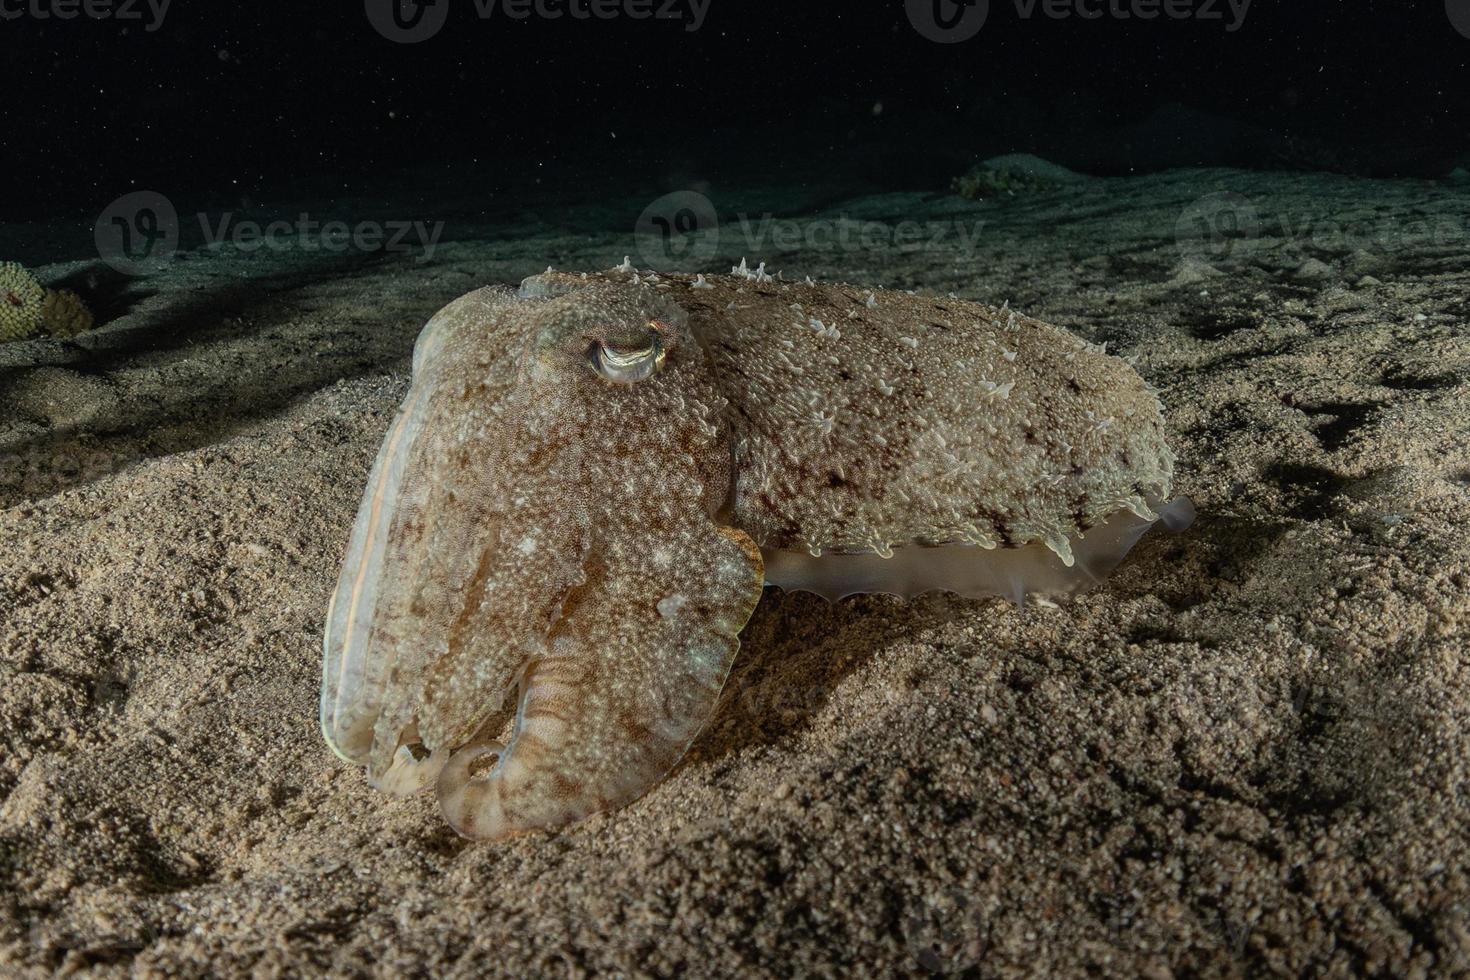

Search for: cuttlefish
xmin=321 ymin=263 xmax=1193 ymax=840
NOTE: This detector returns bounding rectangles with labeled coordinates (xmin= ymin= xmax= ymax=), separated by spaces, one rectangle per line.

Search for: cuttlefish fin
xmin=437 ymin=525 xmax=765 ymax=840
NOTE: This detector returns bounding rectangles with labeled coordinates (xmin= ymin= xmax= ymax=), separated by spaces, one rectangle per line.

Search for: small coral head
xmin=0 ymin=262 xmax=46 ymax=341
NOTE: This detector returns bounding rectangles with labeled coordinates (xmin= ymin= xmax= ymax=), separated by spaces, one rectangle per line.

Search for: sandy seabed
xmin=2 ymin=169 xmax=1468 ymax=977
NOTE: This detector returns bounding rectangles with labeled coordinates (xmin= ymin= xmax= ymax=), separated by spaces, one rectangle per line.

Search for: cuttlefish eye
xmin=589 ymin=322 xmax=667 ymax=385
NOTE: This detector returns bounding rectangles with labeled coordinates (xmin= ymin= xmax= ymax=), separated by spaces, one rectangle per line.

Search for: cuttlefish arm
xmin=439 ymin=520 xmax=763 ymax=839
xmin=322 ymin=282 xmax=765 ymax=840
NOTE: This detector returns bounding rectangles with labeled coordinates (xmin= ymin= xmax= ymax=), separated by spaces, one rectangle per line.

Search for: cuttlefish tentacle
xmin=364 ymin=499 xmax=592 ymax=797
xmin=438 ymin=524 xmax=763 ymax=839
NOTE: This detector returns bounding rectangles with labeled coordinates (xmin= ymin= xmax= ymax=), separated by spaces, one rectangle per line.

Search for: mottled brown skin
xmin=321 ymin=266 xmax=1181 ymax=841
xmin=534 ymin=268 xmax=1174 ymax=563
xmin=323 ymin=281 xmax=763 ymax=840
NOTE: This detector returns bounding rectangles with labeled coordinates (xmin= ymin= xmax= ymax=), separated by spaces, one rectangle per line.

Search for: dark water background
xmin=3 ymin=0 xmax=1469 ymax=223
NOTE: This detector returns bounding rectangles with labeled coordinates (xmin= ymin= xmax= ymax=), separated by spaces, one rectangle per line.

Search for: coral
xmin=41 ymin=289 xmax=95 ymax=338
xmin=0 ymin=261 xmax=46 ymax=341
xmin=0 ymin=264 xmax=97 ymax=340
